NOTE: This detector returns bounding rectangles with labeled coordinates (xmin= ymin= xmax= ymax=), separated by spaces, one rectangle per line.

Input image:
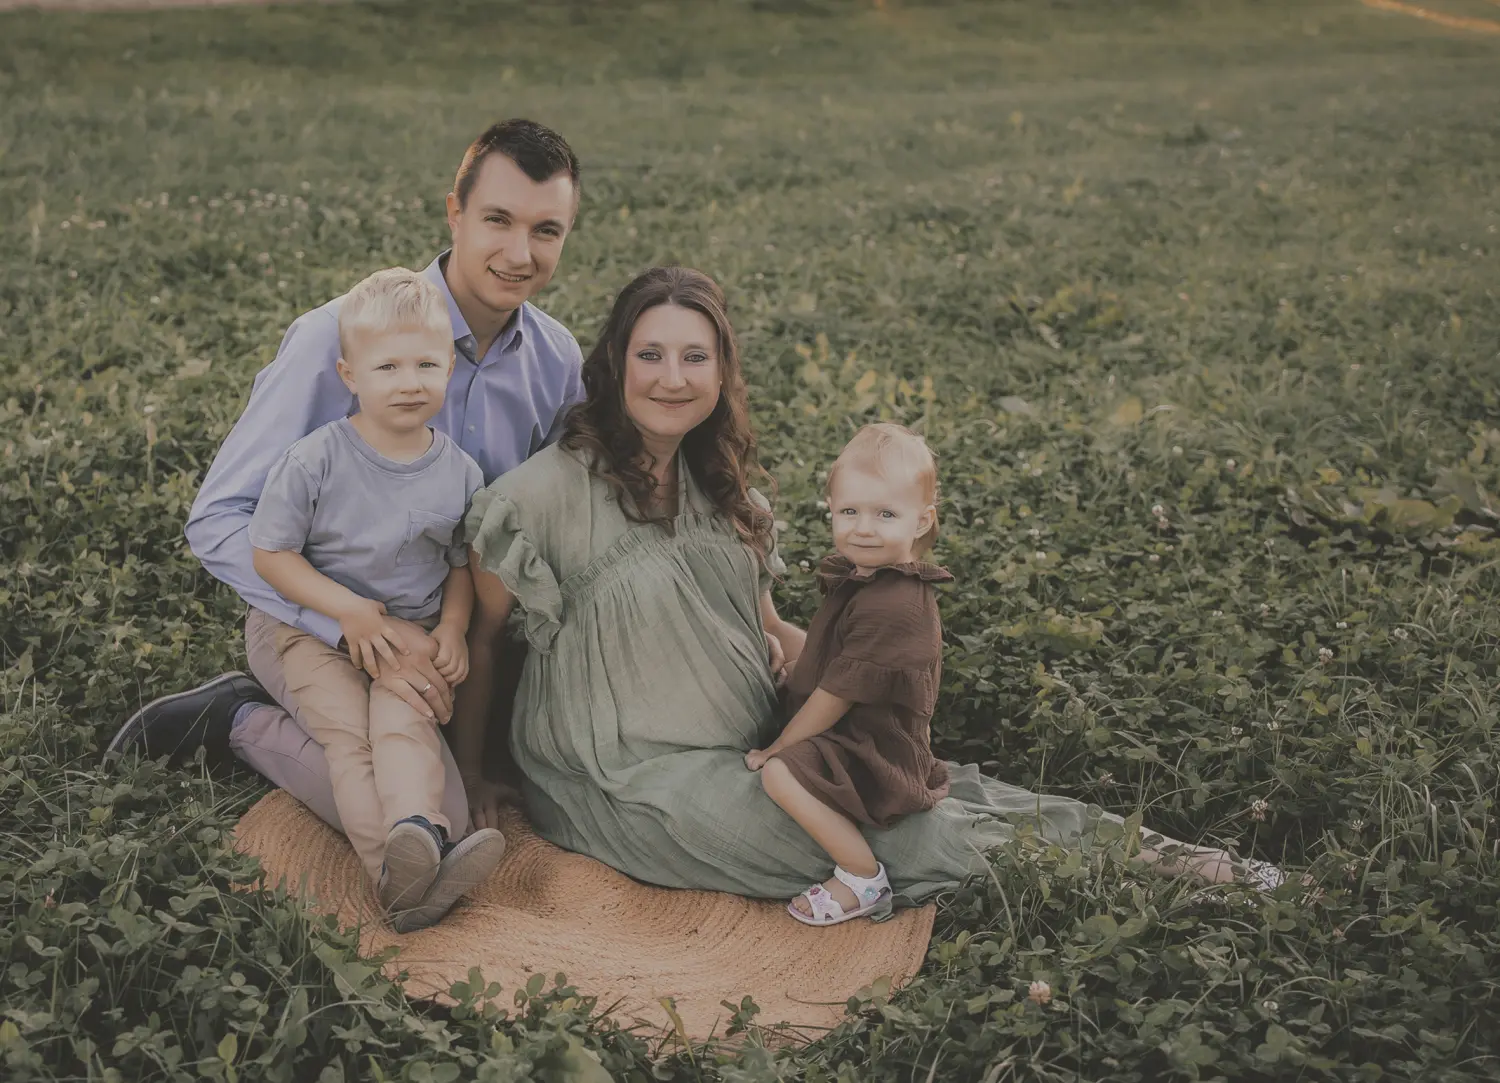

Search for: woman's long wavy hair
xmin=560 ymin=267 xmax=774 ymax=560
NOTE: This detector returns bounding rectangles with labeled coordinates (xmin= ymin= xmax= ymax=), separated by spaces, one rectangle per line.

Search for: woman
xmin=450 ymin=266 xmax=1280 ymax=911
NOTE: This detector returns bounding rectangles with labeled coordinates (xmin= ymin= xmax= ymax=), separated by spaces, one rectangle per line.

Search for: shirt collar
xmin=424 ymin=251 xmax=527 ymax=362
xmin=816 ymin=553 xmax=954 ymax=593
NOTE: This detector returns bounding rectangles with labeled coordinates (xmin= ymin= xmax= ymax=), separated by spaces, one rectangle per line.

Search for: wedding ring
xmin=421 ymin=682 xmax=433 ymax=693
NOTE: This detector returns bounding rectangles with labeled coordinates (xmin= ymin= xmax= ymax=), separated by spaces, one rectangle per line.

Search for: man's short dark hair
xmin=453 ymin=119 xmax=581 ymax=208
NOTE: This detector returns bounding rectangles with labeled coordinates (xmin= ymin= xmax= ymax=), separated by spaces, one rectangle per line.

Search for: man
xmin=108 ymin=119 xmax=583 ymax=917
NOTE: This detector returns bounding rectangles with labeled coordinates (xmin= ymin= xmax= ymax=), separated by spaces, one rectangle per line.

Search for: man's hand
xmin=745 ymin=748 xmax=773 ymax=772
xmin=337 ymin=597 xmax=404 ymax=678
xmin=373 ymin=619 xmax=452 ymax=722
xmin=432 ymin=622 xmax=470 ymax=685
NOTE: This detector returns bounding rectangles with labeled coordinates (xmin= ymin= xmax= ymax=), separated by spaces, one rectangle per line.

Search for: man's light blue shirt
xmin=186 ymin=252 xmax=585 ymax=647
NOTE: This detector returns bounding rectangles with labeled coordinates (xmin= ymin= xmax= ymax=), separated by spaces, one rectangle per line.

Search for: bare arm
xmin=760 ymin=590 xmax=807 ymax=666
xmin=252 ymin=547 xmax=366 ymax=622
xmin=438 ymin=563 xmax=474 ymax=636
xmin=765 ymin=688 xmax=852 ymax=754
xmin=451 ymin=557 xmax=516 ymax=788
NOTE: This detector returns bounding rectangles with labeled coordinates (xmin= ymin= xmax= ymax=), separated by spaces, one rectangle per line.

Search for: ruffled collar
xmin=816 ymin=553 xmax=954 ymax=592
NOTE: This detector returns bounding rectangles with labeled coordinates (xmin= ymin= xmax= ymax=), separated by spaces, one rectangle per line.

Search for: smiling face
xmin=444 ymin=152 xmax=575 ymax=324
xmin=336 ymin=325 xmax=455 ymax=436
xmin=828 ymin=464 xmax=936 ymax=571
xmin=621 ymin=303 xmax=723 ymax=458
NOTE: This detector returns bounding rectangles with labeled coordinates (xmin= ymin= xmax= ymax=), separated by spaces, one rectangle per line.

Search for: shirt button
xmin=468 ymin=425 xmax=475 ymax=432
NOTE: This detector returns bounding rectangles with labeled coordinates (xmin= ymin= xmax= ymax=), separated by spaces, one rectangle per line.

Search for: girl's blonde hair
xmin=338 ymin=267 xmax=450 ymax=360
xmin=827 ymin=423 xmax=940 ymax=555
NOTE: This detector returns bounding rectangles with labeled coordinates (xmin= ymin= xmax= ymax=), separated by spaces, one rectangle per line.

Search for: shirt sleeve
xmin=184 ymin=308 xmax=355 ymax=647
xmin=447 ymin=452 xmax=486 ymax=568
xmin=247 ymin=452 xmax=318 ymax=552
xmin=749 ymin=488 xmax=787 ymax=587
xmin=817 ymin=585 xmax=941 ymax=714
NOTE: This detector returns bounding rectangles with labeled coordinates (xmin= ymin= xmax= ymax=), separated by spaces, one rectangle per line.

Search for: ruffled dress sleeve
xmin=464 ymin=485 xmax=564 ymax=654
xmin=748 ymin=487 xmax=787 ymax=587
xmin=817 ymin=582 xmax=942 ymax=715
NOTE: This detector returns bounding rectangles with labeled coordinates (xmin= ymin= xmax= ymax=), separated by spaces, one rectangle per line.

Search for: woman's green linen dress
xmin=466 ymin=445 xmax=1118 ymax=909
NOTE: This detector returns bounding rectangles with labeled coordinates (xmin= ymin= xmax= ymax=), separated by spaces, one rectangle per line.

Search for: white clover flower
xmin=1336 ymin=621 xmax=1348 ymax=630
xmin=1034 ymin=551 xmax=1046 ymax=561
xmin=1212 ymin=609 xmax=1223 ymax=617
xmin=1249 ymin=798 xmax=1269 ymax=821
xmin=1350 ymin=818 xmax=1365 ymax=832
xmin=1263 ymin=1000 xmax=1279 ymax=1013
xmin=1230 ymin=726 xmax=1243 ymax=737
xmin=1151 ymin=504 xmax=1165 ymax=517
xmin=1393 ymin=627 xmax=1409 ymax=641
xmin=1148 ymin=554 xmax=1160 ymax=564
xmin=1266 ymin=719 xmax=1280 ymax=732
xmin=1098 ymin=772 xmax=1113 ymax=785
xmin=798 ymin=560 xmax=811 ymax=571
xmin=1260 ymin=603 xmax=1271 ymax=615
xmin=1172 ymin=446 xmax=1184 ymax=456
xmin=1028 ymin=980 xmax=1052 ymax=1005
xmin=1318 ymin=647 xmax=1334 ymax=664
xmin=1225 ymin=458 xmax=1237 ymax=470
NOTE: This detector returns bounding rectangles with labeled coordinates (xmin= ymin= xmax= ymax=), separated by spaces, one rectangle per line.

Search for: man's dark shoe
xmin=105 ymin=671 xmax=270 ymax=767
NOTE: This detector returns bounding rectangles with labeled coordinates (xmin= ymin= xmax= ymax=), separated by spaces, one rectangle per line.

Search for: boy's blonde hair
xmin=338 ymin=267 xmax=451 ymax=361
xmin=827 ymin=423 xmax=940 ymax=555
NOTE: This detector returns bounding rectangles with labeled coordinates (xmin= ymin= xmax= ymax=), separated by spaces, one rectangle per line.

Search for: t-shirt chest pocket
xmin=396 ymin=509 xmax=461 ymax=567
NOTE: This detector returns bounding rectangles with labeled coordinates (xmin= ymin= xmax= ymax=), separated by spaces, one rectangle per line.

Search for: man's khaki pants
xmin=243 ymin=608 xmax=454 ymax=882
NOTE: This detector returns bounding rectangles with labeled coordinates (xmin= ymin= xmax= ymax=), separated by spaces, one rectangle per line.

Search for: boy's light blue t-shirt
xmin=248 ymin=418 xmax=483 ymax=621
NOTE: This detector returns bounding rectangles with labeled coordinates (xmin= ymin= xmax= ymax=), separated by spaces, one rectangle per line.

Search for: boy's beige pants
xmin=244 ymin=608 xmax=451 ymax=882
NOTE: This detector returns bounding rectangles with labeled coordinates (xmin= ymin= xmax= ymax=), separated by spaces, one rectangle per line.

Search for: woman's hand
xmin=764 ymin=630 xmax=787 ymax=685
xmin=745 ymin=748 xmax=772 ymax=771
xmin=432 ymin=622 xmax=470 ymax=685
xmin=465 ymin=775 xmax=521 ymax=831
xmin=372 ymin=619 xmax=452 ymax=722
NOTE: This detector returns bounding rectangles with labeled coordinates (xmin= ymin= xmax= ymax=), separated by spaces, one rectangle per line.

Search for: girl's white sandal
xmin=1244 ymin=859 xmax=1287 ymax=893
xmin=788 ymin=863 xmax=894 ymax=926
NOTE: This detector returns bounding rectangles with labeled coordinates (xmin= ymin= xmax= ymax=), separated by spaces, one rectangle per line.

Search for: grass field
xmin=3 ymin=0 xmax=1500 ymax=1079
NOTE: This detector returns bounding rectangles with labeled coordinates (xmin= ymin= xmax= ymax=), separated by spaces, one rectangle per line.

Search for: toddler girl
xmin=746 ymin=423 xmax=952 ymax=925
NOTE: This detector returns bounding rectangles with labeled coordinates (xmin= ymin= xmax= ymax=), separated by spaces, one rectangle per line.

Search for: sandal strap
xmin=832 ymin=863 xmax=891 ymax=907
xmin=797 ymin=883 xmax=846 ymax=922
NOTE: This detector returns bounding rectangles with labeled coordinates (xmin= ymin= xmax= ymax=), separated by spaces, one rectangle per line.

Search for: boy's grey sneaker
xmin=388 ymin=828 xmax=507 ymax=934
xmin=379 ymin=816 xmax=444 ymax=922
xmin=105 ymin=671 xmax=269 ymax=767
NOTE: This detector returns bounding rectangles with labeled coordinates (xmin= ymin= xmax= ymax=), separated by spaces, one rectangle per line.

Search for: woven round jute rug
xmin=233 ymin=790 xmax=935 ymax=1041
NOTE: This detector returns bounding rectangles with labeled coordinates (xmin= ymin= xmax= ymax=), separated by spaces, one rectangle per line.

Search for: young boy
xmin=249 ymin=267 xmax=504 ymax=931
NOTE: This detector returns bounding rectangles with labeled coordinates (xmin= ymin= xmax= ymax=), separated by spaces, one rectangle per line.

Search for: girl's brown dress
xmin=772 ymin=555 xmax=953 ymax=828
